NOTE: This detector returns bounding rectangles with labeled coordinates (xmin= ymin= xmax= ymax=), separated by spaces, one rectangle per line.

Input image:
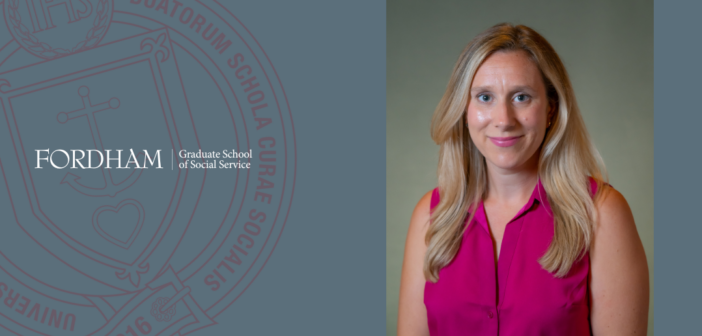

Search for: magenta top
xmin=424 ymin=179 xmax=597 ymax=335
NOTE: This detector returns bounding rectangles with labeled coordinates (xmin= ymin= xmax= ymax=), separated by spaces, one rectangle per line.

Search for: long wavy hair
xmin=425 ymin=23 xmax=607 ymax=282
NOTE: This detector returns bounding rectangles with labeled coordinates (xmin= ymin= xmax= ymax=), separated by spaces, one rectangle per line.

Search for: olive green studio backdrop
xmin=386 ymin=0 xmax=654 ymax=335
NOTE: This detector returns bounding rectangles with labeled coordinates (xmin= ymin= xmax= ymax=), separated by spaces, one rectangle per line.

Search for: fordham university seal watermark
xmin=0 ymin=0 xmax=295 ymax=335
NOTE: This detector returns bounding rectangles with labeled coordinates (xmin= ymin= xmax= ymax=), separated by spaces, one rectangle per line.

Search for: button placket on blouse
xmin=497 ymin=213 xmax=530 ymax=313
xmin=478 ymin=195 xmax=538 ymax=325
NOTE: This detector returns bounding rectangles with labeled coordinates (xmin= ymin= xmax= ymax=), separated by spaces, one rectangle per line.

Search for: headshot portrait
xmin=386 ymin=1 xmax=653 ymax=335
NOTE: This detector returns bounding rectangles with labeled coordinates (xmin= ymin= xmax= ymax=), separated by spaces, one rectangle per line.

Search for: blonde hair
xmin=425 ymin=23 xmax=607 ymax=282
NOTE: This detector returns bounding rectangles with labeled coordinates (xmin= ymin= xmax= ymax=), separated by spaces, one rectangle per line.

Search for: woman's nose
xmin=492 ymin=99 xmax=516 ymax=128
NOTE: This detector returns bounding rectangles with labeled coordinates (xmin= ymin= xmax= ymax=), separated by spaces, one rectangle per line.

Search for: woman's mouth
xmin=489 ymin=136 xmax=522 ymax=147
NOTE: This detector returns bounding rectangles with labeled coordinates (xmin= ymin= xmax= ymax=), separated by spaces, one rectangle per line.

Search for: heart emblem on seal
xmin=92 ymin=199 xmax=145 ymax=249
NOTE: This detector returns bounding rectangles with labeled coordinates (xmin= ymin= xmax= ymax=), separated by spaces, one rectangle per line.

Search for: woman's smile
xmin=488 ymin=135 xmax=523 ymax=147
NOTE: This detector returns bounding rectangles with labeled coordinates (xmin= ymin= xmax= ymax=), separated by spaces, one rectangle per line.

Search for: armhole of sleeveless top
xmin=588 ymin=177 xmax=598 ymax=196
xmin=588 ymin=176 xmax=612 ymax=199
xmin=429 ymin=188 xmax=440 ymax=215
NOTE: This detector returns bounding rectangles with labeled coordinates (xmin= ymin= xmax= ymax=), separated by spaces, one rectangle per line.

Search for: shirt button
xmin=488 ymin=311 xmax=494 ymax=319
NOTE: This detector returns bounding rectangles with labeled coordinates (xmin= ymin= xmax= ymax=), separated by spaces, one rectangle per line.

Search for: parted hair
xmin=426 ymin=23 xmax=607 ymax=282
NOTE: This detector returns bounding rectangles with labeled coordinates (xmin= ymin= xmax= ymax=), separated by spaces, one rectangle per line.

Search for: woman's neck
xmin=484 ymin=157 xmax=539 ymax=205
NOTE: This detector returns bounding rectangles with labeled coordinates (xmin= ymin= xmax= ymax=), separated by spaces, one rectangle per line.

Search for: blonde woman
xmin=397 ymin=24 xmax=649 ymax=335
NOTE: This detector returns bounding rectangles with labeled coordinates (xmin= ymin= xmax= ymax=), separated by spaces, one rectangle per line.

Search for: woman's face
xmin=466 ymin=50 xmax=552 ymax=173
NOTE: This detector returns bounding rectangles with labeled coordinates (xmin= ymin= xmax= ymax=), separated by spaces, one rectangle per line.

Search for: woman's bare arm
xmin=397 ymin=191 xmax=433 ymax=336
xmin=590 ymin=186 xmax=649 ymax=335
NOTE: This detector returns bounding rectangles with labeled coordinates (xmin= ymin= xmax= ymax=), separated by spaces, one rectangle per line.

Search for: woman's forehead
xmin=471 ymin=50 xmax=544 ymax=90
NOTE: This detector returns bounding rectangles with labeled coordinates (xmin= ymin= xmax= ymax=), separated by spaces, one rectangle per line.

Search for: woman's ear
xmin=546 ymin=101 xmax=556 ymax=128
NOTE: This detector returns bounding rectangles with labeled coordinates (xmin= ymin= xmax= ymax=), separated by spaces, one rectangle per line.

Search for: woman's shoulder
xmin=593 ymin=183 xmax=633 ymax=231
xmin=589 ymin=182 xmax=642 ymax=257
xmin=408 ymin=189 xmax=435 ymax=237
xmin=413 ymin=189 xmax=435 ymax=220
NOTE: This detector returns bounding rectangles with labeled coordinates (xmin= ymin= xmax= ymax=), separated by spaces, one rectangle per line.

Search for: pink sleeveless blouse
xmin=424 ymin=179 xmax=597 ymax=335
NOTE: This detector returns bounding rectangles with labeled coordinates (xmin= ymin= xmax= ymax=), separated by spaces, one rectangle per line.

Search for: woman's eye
xmin=515 ymin=94 xmax=529 ymax=102
xmin=477 ymin=94 xmax=491 ymax=102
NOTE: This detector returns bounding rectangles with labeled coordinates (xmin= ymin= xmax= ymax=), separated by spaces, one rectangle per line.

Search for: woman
xmin=397 ymin=24 xmax=649 ymax=335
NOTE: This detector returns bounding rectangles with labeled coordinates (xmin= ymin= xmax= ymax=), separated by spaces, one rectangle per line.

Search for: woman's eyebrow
xmin=509 ymin=85 xmax=536 ymax=93
xmin=470 ymin=85 xmax=492 ymax=92
xmin=470 ymin=85 xmax=536 ymax=93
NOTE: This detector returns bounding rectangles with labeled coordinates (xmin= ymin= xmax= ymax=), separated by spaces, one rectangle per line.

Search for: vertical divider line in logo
xmin=171 ymin=149 xmax=173 ymax=170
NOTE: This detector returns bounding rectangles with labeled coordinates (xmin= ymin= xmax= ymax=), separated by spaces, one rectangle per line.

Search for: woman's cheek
xmin=474 ymin=109 xmax=489 ymax=124
xmin=466 ymin=109 xmax=489 ymax=129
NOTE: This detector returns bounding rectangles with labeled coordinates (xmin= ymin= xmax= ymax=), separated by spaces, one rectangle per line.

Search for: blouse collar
xmin=471 ymin=178 xmax=550 ymax=233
